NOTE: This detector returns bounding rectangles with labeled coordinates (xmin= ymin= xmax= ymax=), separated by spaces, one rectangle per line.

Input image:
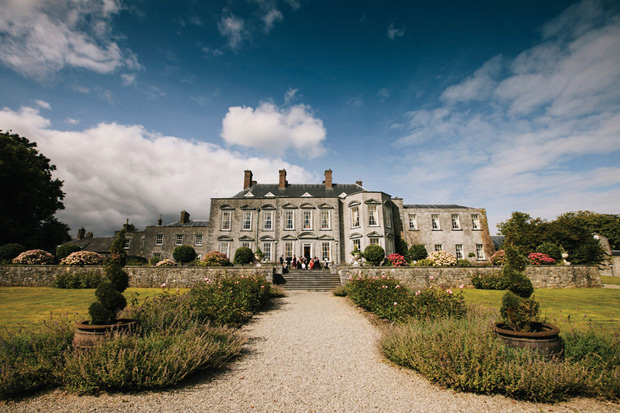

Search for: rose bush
xmin=61 ymin=251 xmax=104 ymax=265
xmin=527 ymin=252 xmax=556 ymax=266
xmin=490 ymin=249 xmax=506 ymax=266
xmin=387 ymin=253 xmax=407 ymax=267
xmin=12 ymin=249 xmax=55 ymax=265
xmin=156 ymin=259 xmax=175 ymax=267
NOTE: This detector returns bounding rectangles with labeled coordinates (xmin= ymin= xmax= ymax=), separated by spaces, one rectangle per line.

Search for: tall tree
xmin=0 ymin=131 xmax=70 ymax=250
xmin=496 ymin=211 xmax=547 ymax=255
xmin=561 ymin=211 xmax=620 ymax=250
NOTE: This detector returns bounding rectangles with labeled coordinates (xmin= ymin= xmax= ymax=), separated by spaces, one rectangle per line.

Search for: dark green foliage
xmin=562 ymin=211 xmax=620 ymax=250
xmin=104 ymin=261 xmax=129 ymax=292
xmin=500 ymin=291 xmax=540 ymax=332
xmin=504 ymin=267 xmax=534 ymax=298
xmin=94 ymin=284 xmax=127 ymax=315
xmin=395 ymin=237 xmax=408 ymax=256
xmin=0 ymin=131 xmax=70 ymax=250
xmin=406 ymin=244 xmax=428 ymax=262
xmin=0 ymin=243 xmax=26 ymax=262
xmin=172 ymin=245 xmax=197 ymax=265
xmin=536 ymin=242 xmax=563 ymax=262
xmin=497 ymin=211 xmax=547 ymax=256
xmin=55 ymin=243 xmax=81 ymax=260
xmin=381 ymin=310 xmax=620 ymax=402
xmin=53 ymin=271 xmax=103 ymax=289
xmin=109 ymin=230 xmax=127 ymax=267
xmin=233 ymin=246 xmax=254 ymax=265
xmin=126 ymin=256 xmax=147 ymax=266
xmin=457 ymin=259 xmax=472 ymax=267
xmin=504 ymin=247 xmax=527 ymax=272
xmin=363 ymin=244 xmax=385 ymax=266
xmin=149 ymin=256 xmax=160 ymax=266
xmin=470 ymin=272 xmax=508 ymax=290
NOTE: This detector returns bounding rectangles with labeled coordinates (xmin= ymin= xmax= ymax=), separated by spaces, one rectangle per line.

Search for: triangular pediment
xmin=301 ymin=192 xmax=312 ymax=197
xmin=265 ymin=192 xmax=275 ymax=197
xmin=364 ymin=198 xmax=381 ymax=205
xmin=318 ymin=234 xmax=335 ymax=240
xmin=281 ymin=235 xmax=298 ymax=240
xmin=244 ymin=192 xmax=254 ymax=197
xmin=239 ymin=235 xmax=255 ymax=241
xmin=300 ymin=203 xmax=315 ymax=209
xmin=339 ymin=192 xmax=347 ymax=198
xmin=318 ymin=203 xmax=334 ymax=209
xmin=282 ymin=203 xmax=298 ymax=209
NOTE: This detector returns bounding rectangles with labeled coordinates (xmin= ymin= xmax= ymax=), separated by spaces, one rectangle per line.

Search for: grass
xmin=463 ymin=287 xmax=620 ymax=335
xmin=0 ymin=287 xmax=188 ymax=328
xmin=602 ymin=276 xmax=620 ymax=286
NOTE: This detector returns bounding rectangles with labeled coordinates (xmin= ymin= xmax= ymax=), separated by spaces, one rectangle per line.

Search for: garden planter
xmin=494 ymin=322 xmax=563 ymax=358
xmin=73 ymin=319 xmax=137 ymax=349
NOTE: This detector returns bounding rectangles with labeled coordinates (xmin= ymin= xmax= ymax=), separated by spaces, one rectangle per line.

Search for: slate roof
xmin=403 ymin=204 xmax=471 ymax=209
xmin=491 ymin=235 xmax=505 ymax=250
xmin=66 ymin=237 xmax=114 ymax=254
xmin=163 ymin=220 xmax=209 ymax=227
xmin=232 ymin=183 xmax=366 ymax=198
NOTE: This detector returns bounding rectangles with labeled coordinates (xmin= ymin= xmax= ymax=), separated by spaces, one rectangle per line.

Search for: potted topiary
xmin=234 ymin=246 xmax=255 ymax=265
xmin=494 ymin=246 xmax=562 ymax=357
xmin=73 ymin=230 xmax=136 ymax=349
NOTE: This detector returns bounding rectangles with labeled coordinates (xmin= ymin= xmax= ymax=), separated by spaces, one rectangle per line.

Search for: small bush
xmin=0 ymin=243 xmax=26 ymax=262
xmin=489 ymin=249 xmax=506 ymax=266
xmin=234 ymin=246 xmax=254 ymax=265
xmin=386 ymin=253 xmax=407 ymax=267
xmin=410 ymin=287 xmax=467 ymax=320
xmin=200 ymin=251 xmax=231 ymax=266
xmin=149 ymin=256 xmax=160 ymax=266
xmin=173 ymin=245 xmax=197 ymax=265
xmin=363 ymin=245 xmax=385 ymax=266
xmin=457 ymin=259 xmax=472 ymax=267
xmin=332 ymin=285 xmax=348 ymax=297
xmin=406 ymin=244 xmax=428 ymax=262
xmin=126 ymin=256 xmax=148 ymax=266
xmin=55 ymin=243 xmax=81 ymax=260
xmin=427 ymin=250 xmax=457 ymax=267
xmin=536 ymin=242 xmax=563 ymax=262
xmin=12 ymin=249 xmax=56 ymax=265
xmin=156 ymin=259 xmax=175 ymax=267
xmin=54 ymin=271 xmax=103 ymax=289
xmin=528 ymin=252 xmax=556 ymax=266
xmin=60 ymin=251 xmax=104 ymax=265
xmin=470 ymin=271 xmax=508 ymax=290
xmin=414 ymin=258 xmax=434 ymax=267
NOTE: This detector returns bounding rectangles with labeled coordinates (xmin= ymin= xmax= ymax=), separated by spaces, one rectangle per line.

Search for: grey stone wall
xmin=337 ymin=265 xmax=602 ymax=289
xmin=0 ymin=265 xmax=275 ymax=288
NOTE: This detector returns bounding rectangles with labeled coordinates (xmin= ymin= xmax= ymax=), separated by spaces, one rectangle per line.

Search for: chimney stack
xmin=77 ymin=227 xmax=86 ymax=240
xmin=244 ymin=170 xmax=253 ymax=190
xmin=158 ymin=215 xmax=162 ymax=226
xmin=180 ymin=210 xmax=190 ymax=224
xmin=356 ymin=180 xmax=363 ymax=187
xmin=279 ymin=169 xmax=287 ymax=189
xmin=323 ymin=169 xmax=333 ymax=189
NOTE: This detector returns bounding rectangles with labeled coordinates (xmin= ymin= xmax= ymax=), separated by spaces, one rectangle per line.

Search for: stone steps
xmin=278 ymin=271 xmax=342 ymax=292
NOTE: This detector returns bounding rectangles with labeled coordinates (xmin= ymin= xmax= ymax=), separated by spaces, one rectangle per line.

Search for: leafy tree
xmin=406 ymin=244 xmax=428 ymax=262
xmin=234 ymin=246 xmax=254 ymax=265
xmin=172 ymin=245 xmax=197 ymax=265
xmin=536 ymin=242 xmax=563 ymax=262
xmin=497 ymin=212 xmax=547 ymax=256
xmin=56 ymin=243 xmax=81 ymax=260
xmin=548 ymin=213 xmax=603 ymax=264
xmin=363 ymin=245 xmax=385 ymax=266
xmin=561 ymin=211 xmax=620 ymax=250
xmin=0 ymin=243 xmax=26 ymax=262
xmin=0 ymin=131 xmax=70 ymax=250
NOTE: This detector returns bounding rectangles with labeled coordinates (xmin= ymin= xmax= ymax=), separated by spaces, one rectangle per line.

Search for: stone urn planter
xmin=73 ymin=319 xmax=138 ymax=349
xmin=494 ymin=322 xmax=563 ymax=358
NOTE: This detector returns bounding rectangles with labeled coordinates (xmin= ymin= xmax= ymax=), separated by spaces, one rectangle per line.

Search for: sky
xmin=0 ymin=0 xmax=619 ymax=237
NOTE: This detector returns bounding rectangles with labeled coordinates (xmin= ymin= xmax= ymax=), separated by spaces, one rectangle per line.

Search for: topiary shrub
xmin=60 ymin=251 xmax=104 ymax=265
xmin=406 ymin=244 xmax=428 ymax=262
xmin=12 ymin=249 xmax=56 ymax=265
xmin=172 ymin=245 xmax=196 ymax=266
xmin=0 ymin=243 xmax=26 ymax=262
xmin=499 ymin=246 xmax=540 ymax=332
xmin=88 ymin=230 xmax=129 ymax=325
xmin=200 ymin=251 xmax=231 ymax=266
xmin=363 ymin=245 xmax=385 ymax=266
xmin=536 ymin=242 xmax=563 ymax=263
xmin=55 ymin=243 xmax=81 ymax=260
xmin=234 ymin=246 xmax=254 ymax=265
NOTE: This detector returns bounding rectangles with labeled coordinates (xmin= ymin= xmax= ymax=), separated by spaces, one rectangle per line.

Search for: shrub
xmin=386 ymin=253 xmax=407 ymax=267
xmin=528 ymin=252 xmax=556 ymax=266
xmin=406 ymin=244 xmax=428 ymax=262
xmin=410 ymin=287 xmax=467 ymax=320
xmin=414 ymin=258 xmax=434 ymax=267
xmin=490 ymin=249 xmax=506 ymax=266
xmin=499 ymin=246 xmax=539 ymax=332
xmin=200 ymin=251 xmax=231 ymax=266
xmin=346 ymin=274 xmax=410 ymax=321
xmin=470 ymin=271 xmax=508 ymax=290
xmin=173 ymin=245 xmax=196 ymax=265
xmin=126 ymin=256 xmax=148 ymax=266
xmin=332 ymin=285 xmax=348 ymax=297
xmin=363 ymin=245 xmax=385 ymax=266
xmin=12 ymin=249 xmax=55 ymax=265
xmin=149 ymin=256 xmax=160 ymax=266
xmin=156 ymin=259 xmax=175 ymax=267
xmin=234 ymin=246 xmax=254 ymax=265
xmin=0 ymin=243 xmax=26 ymax=262
xmin=60 ymin=251 xmax=104 ymax=265
xmin=457 ymin=259 xmax=472 ymax=267
xmin=55 ymin=243 xmax=81 ymax=260
xmin=254 ymin=246 xmax=264 ymax=262
xmin=428 ymin=250 xmax=457 ymax=267
xmin=0 ymin=319 xmax=74 ymax=399
xmin=536 ymin=242 xmax=563 ymax=262
xmin=54 ymin=271 xmax=103 ymax=289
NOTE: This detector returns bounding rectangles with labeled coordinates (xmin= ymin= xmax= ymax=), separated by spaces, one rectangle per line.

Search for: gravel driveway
xmin=2 ymin=292 xmax=619 ymax=412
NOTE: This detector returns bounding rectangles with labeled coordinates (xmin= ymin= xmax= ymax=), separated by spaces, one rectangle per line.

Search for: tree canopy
xmin=0 ymin=131 xmax=70 ymax=250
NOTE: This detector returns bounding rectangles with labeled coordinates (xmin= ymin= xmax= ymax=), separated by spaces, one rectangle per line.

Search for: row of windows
xmin=153 ymin=234 xmax=203 ymax=247
xmin=350 ymin=205 xmax=392 ymax=229
xmin=218 ymin=241 xmax=333 ymax=262
xmin=222 ymin=210 xmax=332 ymax=231
xmin=432 ymin=243 xmax=485 ymax=260
xmin=408 ymin=213 xmax=481 ymax=231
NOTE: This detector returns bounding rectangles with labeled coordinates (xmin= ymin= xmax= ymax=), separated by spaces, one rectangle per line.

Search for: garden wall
xmin=0 ymin=265 xmax=275 ymax=288
xmin=337 ymin=265 xmax=602 ymax=289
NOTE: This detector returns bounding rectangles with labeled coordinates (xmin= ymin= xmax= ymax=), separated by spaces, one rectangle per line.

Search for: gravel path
xmin=2 ymin=292 xmax=619 ymax=412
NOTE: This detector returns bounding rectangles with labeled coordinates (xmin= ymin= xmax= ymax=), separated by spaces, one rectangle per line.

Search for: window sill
xmin=452 ymin=229 xmax=463 ymax=231
xmin=432 ymin=229 xmax=443 ymax=231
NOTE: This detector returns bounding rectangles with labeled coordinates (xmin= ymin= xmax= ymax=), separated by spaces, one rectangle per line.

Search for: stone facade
xmin=80 ymin=169 xmax=495 ymax=266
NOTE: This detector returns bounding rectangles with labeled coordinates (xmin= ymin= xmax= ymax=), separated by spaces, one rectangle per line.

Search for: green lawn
xmin=601 ymin=275 xmax=620 ymax=285
xmin=463 ymin=287 xmax=620 ymax=334
xmin=0 ymin=287 xmax=188 ymax=328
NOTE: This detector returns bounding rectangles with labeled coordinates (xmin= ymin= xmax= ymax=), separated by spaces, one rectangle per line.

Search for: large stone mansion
xmin=105 ymin=169 xmax=494 ymax=265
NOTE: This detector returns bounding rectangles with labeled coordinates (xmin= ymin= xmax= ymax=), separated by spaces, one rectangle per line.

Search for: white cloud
xmin=284 ymin=88 xmax=299 ymax=104
xmin=64 ymin=117 xmax=79 ymax=125
xmin=34 ymin=99 xmax=51 ymax=110
xmin=0 ymin=105 xmax=314 ymax=236
xmin=441 ymin=55 xmax=502 ymax=103
xmin=0 ymin=0 xmax=140 ymax=80
xmin=377 ymin=88 xmax=390 ymax=101
xmin=262 ymin=8 xmax=283 ymax=32
xmin=387 ymin=23 xmax=405 ymax=40
xmin=347 ymin=95 xmax=364 ymax=107
xmin=121 ymin=73 xmax=137 ymax=87
xmin=221 ymin=102 xmax=326 ymax=158
xmin=218 ymin=12 xmax=246 ymax=50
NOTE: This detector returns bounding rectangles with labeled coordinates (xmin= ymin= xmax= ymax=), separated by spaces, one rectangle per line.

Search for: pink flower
xmin=415 ymin=290 xmax=421 ymax=296
xmin=446 ymin=289 xmax=453 ymax=294
xmin=394 ymin=302 xmax=398 ymax=306
xmin=160 ymin=283 xmax=166 ymax=288
xmin=429 ymin=276 xmax=434 ymax=280
xmin=459 ymin=284 xmax=465 ymax=289
xmin=176 ymin=288 xmax=179 ymax=292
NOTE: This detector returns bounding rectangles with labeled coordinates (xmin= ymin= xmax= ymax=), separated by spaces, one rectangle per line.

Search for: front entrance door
xmin=303 ymin=244 xmax=311 ymax=261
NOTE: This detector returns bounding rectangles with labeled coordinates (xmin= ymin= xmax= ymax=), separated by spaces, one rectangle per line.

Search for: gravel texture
xmin=2 ymin=291 xmax=619 ymax=412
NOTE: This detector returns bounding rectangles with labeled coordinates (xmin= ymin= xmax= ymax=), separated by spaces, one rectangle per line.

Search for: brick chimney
xmin=180 ymin=210 xmax=190 ymax=224
xmin=356 ymin=180 xmax=363 ymax=187
xmin=323 ymin=169 xmax=333 ymax=189
xmin=244 ymin=170 xmax=253 ymax=190
xmin=279 ymin=169 xmax=287 ymax=189
xmin=77 ymin=227 xmax=86 ymax=240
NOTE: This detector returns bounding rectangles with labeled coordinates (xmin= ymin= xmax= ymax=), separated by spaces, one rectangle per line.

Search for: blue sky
xmin=1 ymin=0 xmax=619 ymax=237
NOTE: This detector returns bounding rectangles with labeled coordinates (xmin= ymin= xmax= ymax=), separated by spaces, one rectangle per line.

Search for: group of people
xmin=280 ymin=255 xmax=329 ymax=270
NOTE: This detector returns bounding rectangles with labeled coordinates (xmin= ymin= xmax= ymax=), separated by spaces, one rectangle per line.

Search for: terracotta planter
xmin=494 ymin=322 xmax=563 ymax=358
xmin=73 ymin=318 xmax=137 ymax=349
